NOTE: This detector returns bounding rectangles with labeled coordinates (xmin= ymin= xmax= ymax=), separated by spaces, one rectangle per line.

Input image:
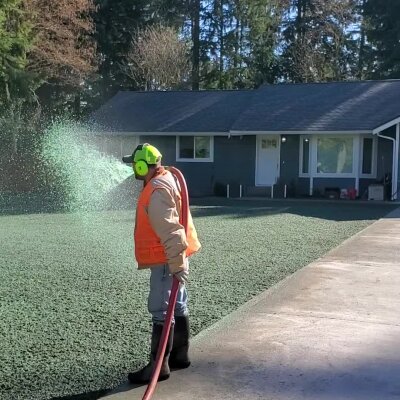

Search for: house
xmin=89 ymin=80 xmax=400 ymax=200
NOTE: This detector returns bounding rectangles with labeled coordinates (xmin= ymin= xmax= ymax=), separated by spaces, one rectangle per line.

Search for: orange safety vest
xmin=134 ymin=168 xmax=201 ymax=267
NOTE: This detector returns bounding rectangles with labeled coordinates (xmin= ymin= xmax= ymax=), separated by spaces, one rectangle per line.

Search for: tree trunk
xmin=219 ymin=0 xmax=224 ymax=89
xmin=4 ymin=82 xmax=18 ymax=155
xmin=357 ymin=0 xmax=366 ymax=79
xmin=234 ymin=17 xmax=239 ymax=70
xmin=73 ymin=93 xmax=81 ymax=118
xmin=5 ymin=81 xmax=11 ymax=103
xmin=191 ymin=0 xmax=200 ymax=90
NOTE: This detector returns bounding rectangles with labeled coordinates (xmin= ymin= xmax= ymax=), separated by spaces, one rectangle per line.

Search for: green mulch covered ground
xmin=0 ymin=199 xmax=396 ymax=400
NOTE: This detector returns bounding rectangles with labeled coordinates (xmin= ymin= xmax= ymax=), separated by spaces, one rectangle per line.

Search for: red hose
xmin=142 ymin=166 xmax=189 ymax=400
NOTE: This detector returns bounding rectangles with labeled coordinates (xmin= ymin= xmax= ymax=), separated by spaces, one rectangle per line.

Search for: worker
xmin=122 ymin=143 xmax=201 ymax=384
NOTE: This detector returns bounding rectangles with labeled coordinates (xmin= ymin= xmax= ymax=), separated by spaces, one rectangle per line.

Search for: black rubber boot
xmin=169 ymin=315 xmax=191 ymax=369
xmin=128 ymin=323 xmax=174 ymax=384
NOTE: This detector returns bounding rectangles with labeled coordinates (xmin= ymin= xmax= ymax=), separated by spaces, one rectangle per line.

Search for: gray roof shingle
xmin=231 ymin=80 xmax=400 ymax=132
xmin=90 ymin=80 xmax=400 ymax=134
xmin=90 ymin=90 xmax=253 ymax=133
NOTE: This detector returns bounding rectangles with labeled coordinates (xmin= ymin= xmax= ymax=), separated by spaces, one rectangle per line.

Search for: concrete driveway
xmin=103 ymin=208 xmax=400 ymax=400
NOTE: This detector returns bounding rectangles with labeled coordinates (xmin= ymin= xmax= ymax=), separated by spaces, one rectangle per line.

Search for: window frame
xmin=176 ymin=135 xmax=214 ymax=163
xmin=299 ymin=134 xmax=378 ymax=179
xmin=314 ymin=135 xmax=357 ymax=178
xmin=299 ymin=135 xmax=311 ymax=177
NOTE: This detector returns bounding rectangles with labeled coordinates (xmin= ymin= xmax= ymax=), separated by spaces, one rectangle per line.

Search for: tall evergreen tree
xmin=280 ymin=0 xmax=356 ymax=82
xmin=189 ymin=0 xmax=201 ymax=89
xmin=362 ymin=0 xmax=400 ymax=79
xmin=200 ymin=0 xmax=285 ymax=89
xmin=239 ymin=0 xmax=287 ymax=86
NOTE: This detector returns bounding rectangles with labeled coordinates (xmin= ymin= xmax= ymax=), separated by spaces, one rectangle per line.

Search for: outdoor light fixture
xmin=281 ymin=136 xmax=287 ymax=143
xmin=305 ymin=138 xmax=309 ymax=142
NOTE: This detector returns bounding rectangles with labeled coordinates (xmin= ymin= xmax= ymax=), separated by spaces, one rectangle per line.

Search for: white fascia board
xmin=167 ymin=132 xmax=227 ymax=136
xmin=229 ymin=130 xmax=372 ymax=135
xmin=97 ymin=131 xmax=228 ymax=137
xmin=91 ymin=131 xmax=142 ymax=136
xmin=372 ymin=116 xmax=400 ymax=134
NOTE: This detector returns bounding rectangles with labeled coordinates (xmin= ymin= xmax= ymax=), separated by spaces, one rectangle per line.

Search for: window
xmin=360 ymin=136 xmax=377 ymax=177
xmin=299 ymin=136 xmax=311 ymax=176
xmin=299 ymin=134 xmax=377 ymax=181
xmin=317 ymin=137 xmax=353 ymax=174
xmin=362 ymin=138 xmax=373 ymax=175
xmin=262 ymin=138 xmax=278 ymax=149
xmin=176 ymin=136 xmax=214 ymax=162
xmin=301 ymin=138 xmax=310 ymax=174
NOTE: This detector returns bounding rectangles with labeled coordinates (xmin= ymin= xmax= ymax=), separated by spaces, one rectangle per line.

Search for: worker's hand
xmin=174 ymin=268 xmax=189 ymax=284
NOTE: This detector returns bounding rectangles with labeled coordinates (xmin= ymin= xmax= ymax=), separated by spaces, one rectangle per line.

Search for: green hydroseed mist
xmin=41 ymin=121 xmax=135 ymax=212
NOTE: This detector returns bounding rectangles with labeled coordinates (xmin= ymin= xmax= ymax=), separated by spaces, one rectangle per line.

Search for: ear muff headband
xmin=133 ymin=144 xmax=162 ymax=176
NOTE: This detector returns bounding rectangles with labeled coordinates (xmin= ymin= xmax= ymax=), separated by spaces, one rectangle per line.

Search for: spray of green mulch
xmin=41 ymin=121 xmax=135 ymax=213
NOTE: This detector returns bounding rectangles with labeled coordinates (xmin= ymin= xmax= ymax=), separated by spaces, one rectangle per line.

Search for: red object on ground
xmin=142 ymin=166 xmax=189 ymax=400
xmin=347 ymin=188 xmax=357 ymax=200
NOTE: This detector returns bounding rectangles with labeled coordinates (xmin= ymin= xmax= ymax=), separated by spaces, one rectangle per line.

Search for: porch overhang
xmin=372 ymin=116 xmax=400 ymax=134
xmin=229 ymin=130 xmax=372 ymax=136
xmin=372 ymin=117 xmax=400 ymax=201
xmin=92 ymin=131 xmax=230 ymax=137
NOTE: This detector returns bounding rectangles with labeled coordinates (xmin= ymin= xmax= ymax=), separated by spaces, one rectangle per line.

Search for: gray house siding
xmin=140 ymin=134 xmax=212 ymax=196
xmin=140 ymin=135 xmax=176 ymax=163
xmin=280 ymin=135 xmax=300 ymax=185
xmin=279 ymin=135 xmax=303 ymax=196
xmin=139 ymin=135 xmax=256 ymax=197
xmin=278 ymin=135 xmax=311 ymax=197
xmin=297 ymin=178 xmax=310 ymax=196
xmin=213 ymin=136 xmax=256 ymax=196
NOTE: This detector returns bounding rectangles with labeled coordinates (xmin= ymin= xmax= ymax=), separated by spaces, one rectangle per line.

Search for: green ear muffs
xmin=133 ymin=144 xmax=162 ymax=176
xmin=134 ymin=160 xmax=149 ymax=176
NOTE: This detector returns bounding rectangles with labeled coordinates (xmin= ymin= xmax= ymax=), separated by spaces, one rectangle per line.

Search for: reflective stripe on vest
xmin=134 ymin=169 xmax=200 ymax=266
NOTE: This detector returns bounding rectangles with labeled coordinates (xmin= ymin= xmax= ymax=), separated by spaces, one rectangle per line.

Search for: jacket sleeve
xmin=148 ymin=187 xmax=188 ymax=274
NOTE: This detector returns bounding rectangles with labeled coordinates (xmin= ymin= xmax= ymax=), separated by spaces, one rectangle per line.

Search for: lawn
xmin=0 ymin=199 xmax=395 ymax=400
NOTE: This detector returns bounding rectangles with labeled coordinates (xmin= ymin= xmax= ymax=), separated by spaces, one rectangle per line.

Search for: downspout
xmin=376 ymin=131 xmax=397 ymax=200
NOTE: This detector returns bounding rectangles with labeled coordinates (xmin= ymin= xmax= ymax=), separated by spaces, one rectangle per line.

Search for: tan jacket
xmin=144 ymin=170 xmax=194 ymax=273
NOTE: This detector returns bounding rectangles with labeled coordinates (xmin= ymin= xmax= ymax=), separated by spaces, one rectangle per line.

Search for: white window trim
xmin=176 ymin=136 xmax=214 ymax=162
xmin=313 ymin=135 xmax=358 ymax=178
xmin=359 ymin=135 xmax=378 ymax=179
xmin=299 ymin=135 xmax=358 ymax=178
xmin=299 ymin=134 xmax=378 ymax=180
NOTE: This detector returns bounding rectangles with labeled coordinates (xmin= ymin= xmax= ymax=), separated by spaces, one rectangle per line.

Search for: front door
xmin=255 ymin=135 xmax=280 ymax=186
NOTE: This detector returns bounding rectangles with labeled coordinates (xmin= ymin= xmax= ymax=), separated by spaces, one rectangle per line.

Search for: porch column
xmin=395 ymin=123 xmax=400 ymax=200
